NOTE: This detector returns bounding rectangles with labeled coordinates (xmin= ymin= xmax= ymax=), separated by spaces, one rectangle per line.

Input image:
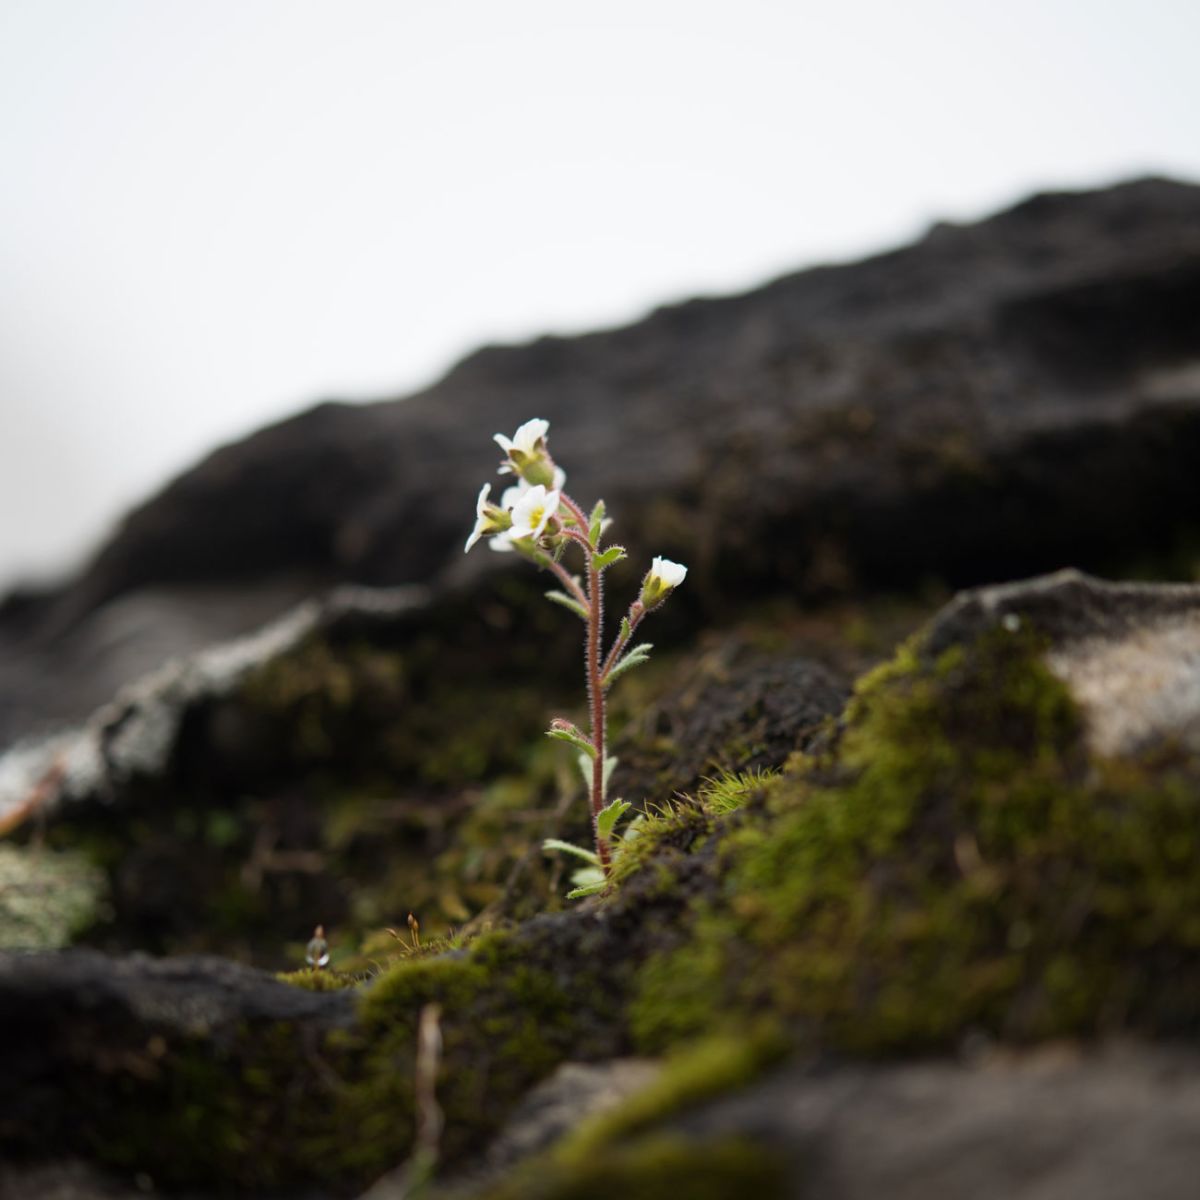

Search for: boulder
xmin=3 ymin=178 xmax=1200 ymax=746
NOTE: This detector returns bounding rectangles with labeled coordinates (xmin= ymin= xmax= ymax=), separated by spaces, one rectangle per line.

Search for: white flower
xmin=508 ymin=485 xmax=562 ymax=542
xmin=494 ymin=417 xmax=549 ymax=460
xmin=649 ymin=557 xmax=687 ymax=588
xmin=500 ymin=466 xmax=565 ymax=511
xmin=494 ymin=417 xmax=555 ymax=486
xmin=464 ymin=483 xmax=512 ymax=553
xmin=640 ymin=556 xmax=688 ymax=608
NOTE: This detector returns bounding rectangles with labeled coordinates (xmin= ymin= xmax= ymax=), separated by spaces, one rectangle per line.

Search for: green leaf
xmin=546 ymin=725 xmax=596 ymax=758
xmin=618 ymin=615 xmax=632 ymax=644
xmin=620 ymin=813 xmax=647 ymax=843
xmin=566 ymin=865 xmax=607 ymax=899
xmin=542 ymin=838 xmax=602 ymax=866
xmin=588 ymin=499 xmax=606 ymax=545
xmin=545 ymin=589 xmax=589 ymax=621
xmin=602 ymin=755 xmax=618 ymax=800
xmin=594 ymin=545 xmax=627 ymax=571
xmin=577 ymin=752 xmax=593 ymax=792
xmin=604 ymin=643 xmax=653 ymax=687
xmin=596 ymin=798 xmax=632 ymax=841
xmin=566 ymin=880 xmax=607 ymax=899
xmin=570 ymin=865 xmax=606 ymax=888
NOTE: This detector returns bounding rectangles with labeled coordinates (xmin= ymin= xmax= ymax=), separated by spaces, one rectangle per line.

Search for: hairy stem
xmin=586 ymin=545 xmax=611 ymax=871
xmin=561 ymin=490 xmax=612 ymax=872
xmin=544 ymin=555 xmax=588 ymax=606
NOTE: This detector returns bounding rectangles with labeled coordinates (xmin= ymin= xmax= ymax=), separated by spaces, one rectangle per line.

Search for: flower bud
xmin=639 ymin=556 xmax=688 ymax=609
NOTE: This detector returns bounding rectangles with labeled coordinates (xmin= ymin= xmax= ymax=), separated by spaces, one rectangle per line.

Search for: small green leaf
xmin=620 ymin=813 xmax=647 ymax=843
xmin=542 ymin=838 xmax=602 ymax=866
xmin=546 ymin=725 xmax=596 ymax=758
xmin=602 ymin=755 xmax=618 ymax=800
xmin=605 ymin=643 xmax=653 ymax=687
xmin=618 ymin=615 xmax=632 ymax=644
xmin=566 ymin=880 xmax=607 ymax=899
xmin=545 ymin=590 xmax=589 ymax=621
xmin=570 ymin=865 xmax=606 ymax=888
xmin=566 ymin=865 xmax=607 ymax=899
xmin=596 ymin=798 xmax=632 ymax=841
xmin=593 ymin=545 xmax=627 ymax=571
xmin=588 ymin=500 xmax=607 ymax=545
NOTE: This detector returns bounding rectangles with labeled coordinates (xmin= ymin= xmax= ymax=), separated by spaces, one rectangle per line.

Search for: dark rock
xmin=0 ymin=949 xmax=353 ymax=1187
xmin=4 ymin=178 xmax=1200 ymax=745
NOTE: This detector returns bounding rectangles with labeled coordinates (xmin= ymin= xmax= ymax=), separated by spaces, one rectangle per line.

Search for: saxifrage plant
xmin=465 ymin=418 xmax=686 ymax=896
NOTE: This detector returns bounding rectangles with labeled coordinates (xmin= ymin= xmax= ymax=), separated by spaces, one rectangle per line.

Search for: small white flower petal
xmin=649 ymin=557 xmax=688 ymax=588
xmin=512 ymin=418 xmax=549 ymax=454
xmin=509 ymin=485 xmax=561 ymax=541
xmin=464 ymin=483 xmax=493 ymax=552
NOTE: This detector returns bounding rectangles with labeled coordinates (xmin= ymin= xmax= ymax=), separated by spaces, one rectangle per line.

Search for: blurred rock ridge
xmin=2 ymin=176 xmax=1200 ymax=1200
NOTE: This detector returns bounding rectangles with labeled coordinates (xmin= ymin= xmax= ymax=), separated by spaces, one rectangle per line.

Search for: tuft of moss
xmin=696 ymin=768 xmax=781 ymax=815
xmin=276 ymin=967 xmax=363 ymax=991
xmin=477 ymin=1135 xmax=788 ymax=1200
xmin=0 ymin=845 xmax=107 ymax=950
xmin=556 ymin=1028 xmax=788 ymax=1167
xmin=633 ymin=625 xmax=1200 ymax=1052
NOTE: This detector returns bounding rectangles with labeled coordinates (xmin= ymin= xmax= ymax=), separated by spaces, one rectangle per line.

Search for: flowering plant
xmin=465 ymin=418 xmax=686 ymax=896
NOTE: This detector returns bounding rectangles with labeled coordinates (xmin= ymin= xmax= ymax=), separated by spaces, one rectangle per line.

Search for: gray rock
xmin=670 ymin=1042 xmax=1200 ymax=1200
xmin=926 ymin=569 xmax=1200 ymax=757
xmin=0 ymin=585 xmax=424 ymax=831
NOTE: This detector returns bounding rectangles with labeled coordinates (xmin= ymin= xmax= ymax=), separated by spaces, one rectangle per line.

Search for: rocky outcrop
xmin=4 ymin=178 xmax=1200 ymax=1198
xmin=3 ymin=571 xmax=1200 ymax=1197
xmin=3 ymin=178 xmax=1200 ymax=746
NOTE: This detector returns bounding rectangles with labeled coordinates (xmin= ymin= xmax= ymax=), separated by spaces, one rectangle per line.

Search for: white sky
xmin=1 ymin=0 xmax=1198 ymax=587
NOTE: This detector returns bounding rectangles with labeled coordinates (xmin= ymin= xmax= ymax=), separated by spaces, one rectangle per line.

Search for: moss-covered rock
xmin=7 ymin=573 xmax=1200 ymax=1197
xmin=632 ymin=613 xmax=1200 ymax=1053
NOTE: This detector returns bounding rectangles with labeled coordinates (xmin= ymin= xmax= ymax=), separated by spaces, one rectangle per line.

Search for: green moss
xmin=607 ymin=801 xmax=712 ymax=890
xmin=332 ymin=928 xmax=623 ymax=1177
xmin=0 ymin=844 xmax=107 ymax=949
xmin=633 ymin=625 xmax=1200 ymax=1052
xmin=276 ymin=967 xmax=363 ymax=991
xmin=696 ymin=768 xmax=781 ymax=816
xmin=558 ymin=1028 xmax=787 ymax=1166
xmin=480 ymin=1135 xmax=788 ymax=1200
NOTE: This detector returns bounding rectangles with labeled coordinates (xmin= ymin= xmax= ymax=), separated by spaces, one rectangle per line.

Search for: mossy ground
xmin=16 ymin=590 xmax=1200 ymax=1195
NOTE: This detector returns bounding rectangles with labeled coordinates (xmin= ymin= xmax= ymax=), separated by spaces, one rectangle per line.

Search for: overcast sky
xmin=2 ymin=0 xmax=1198 ymax=587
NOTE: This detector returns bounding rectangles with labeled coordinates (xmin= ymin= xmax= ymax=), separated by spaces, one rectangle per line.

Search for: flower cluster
xmin=465 ymin=418 xmax=686 ymax=893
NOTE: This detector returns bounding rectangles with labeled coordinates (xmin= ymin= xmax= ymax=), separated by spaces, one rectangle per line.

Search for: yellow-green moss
xmin=478 ymin=1134 xmax=788 ymax=1200
xmin=0 ymin=845 xmax=107 ymax=950
xmin=557 ymin=1028 xmax=788 ymax=1167
xmin=633 ymin=625 xmax=1200 ymax=1052
xmin=276 ymin=967 xmax=363 ymax=991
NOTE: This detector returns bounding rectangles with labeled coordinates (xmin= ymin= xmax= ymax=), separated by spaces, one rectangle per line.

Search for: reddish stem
xmin=585 ymin=542 xmax=611 ymax=872
xmin=544 ymin=556 xmax=587 ymax=606
xmin=559 ymin=490 xmax=612 ymax=873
